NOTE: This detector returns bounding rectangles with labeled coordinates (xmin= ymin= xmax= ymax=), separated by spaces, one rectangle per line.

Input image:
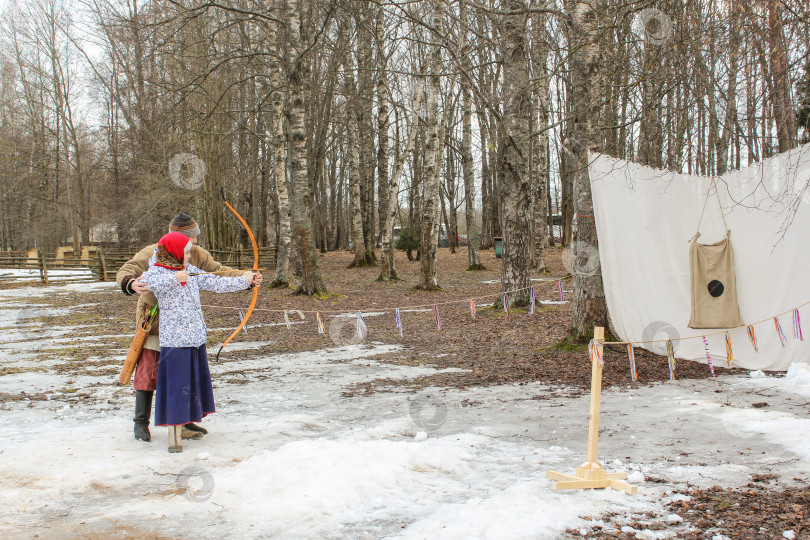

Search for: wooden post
xmin=237 ymin=247 xmax=243 ymax=269
xmin=546 ymin=326 xmax=638 ymax=494
xmin=38 ymin=247 xmax=49 ymax=285
xmin=99 ymin=246 xmax=108 ymax=282
xmin=586 ymin=327 xmax=604 ymax=464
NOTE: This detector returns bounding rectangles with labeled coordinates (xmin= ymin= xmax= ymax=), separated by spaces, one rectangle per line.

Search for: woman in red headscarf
xmin=141 ymin=232 xmax=261 ymax=453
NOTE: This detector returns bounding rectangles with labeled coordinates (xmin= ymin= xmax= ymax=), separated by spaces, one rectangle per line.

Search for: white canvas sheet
xmin=589 ymin=144 xmax=810 ymax=371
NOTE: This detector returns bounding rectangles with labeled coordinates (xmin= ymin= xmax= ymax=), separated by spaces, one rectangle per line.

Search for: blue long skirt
xmin=154 ymin=345 xmax=215 ymax=426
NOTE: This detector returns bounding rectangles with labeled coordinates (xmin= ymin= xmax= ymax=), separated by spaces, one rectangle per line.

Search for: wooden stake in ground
xmin=546 ymin=326 xmax=638 ymax=494
xmin=38 ymin=247 xmax=48 ymax=285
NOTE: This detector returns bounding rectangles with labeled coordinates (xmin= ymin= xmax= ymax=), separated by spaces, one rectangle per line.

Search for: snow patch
xmin=628 ymin=471 xmax=645 ymax=483
xmin=784 ymin=362 xmax=810 ymax=397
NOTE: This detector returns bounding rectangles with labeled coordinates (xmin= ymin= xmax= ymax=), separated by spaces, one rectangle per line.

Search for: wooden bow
xmin=216 ymin=193 xmax=259 ymax=361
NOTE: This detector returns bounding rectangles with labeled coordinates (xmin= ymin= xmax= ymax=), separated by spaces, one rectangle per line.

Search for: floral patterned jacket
xmin=141 ymin=262 xmax=250 ymax=348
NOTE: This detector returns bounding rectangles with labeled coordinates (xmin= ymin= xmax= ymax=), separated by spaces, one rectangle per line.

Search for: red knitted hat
xmin=156 ymin=232 xmax=192 ymax=270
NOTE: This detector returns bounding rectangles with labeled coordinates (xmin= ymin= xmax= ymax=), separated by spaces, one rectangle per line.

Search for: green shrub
xmin=394 ymin=227 xmax=420 ymax=251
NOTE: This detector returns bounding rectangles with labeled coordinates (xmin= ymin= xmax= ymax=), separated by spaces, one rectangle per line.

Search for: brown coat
xmin=116 ymin=244 xmax=239 ymax=350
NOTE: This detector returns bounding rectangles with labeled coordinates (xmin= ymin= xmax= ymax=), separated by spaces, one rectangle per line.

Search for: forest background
xmin=0 ymin=0 xmax=808 ymax=340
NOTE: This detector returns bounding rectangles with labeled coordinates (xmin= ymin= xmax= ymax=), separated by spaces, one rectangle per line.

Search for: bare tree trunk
xmin=347 ymin=120 xmax=365 ymax=267
xmin=287 ymin=0 xmax=325 ymax=296
xmin=342 ymin=38 xmax=370 ymax=269
xmin=637 ymin=38 xmax=664 ymax=168
xmin=443 ymin=143 xmax=458 ymax=254
xmin=357 ymin=3 xmax=377 ymax=260
xmin=408 ymin=128 xmax=424 ymax=262
xmin=560 ymin=142 xmax=573 ymax=245
xmin=479 ymin=112 xmax=492 ymax=249
xmin=460 ymin=0 xmax=483 ymax=270
xmin=379 ymin=82 xmax=423 ymax=281
xmin=568 ymin=0 xmax=608 ymax=341
xmin=377 ymin=3 xmax=397 ymax=281
xmin=716 ymin=1 xmax=740 ymax=176
xmin=767 ymin=0 xmax=796 ymax=152
xmin=376 ymin=4 xmax=389 ymax=251
xmin=530 ymin=3 xmax=548 ymax=272
xmin=560 ymin=70 xmax=574 ymax=246
xmin=498 ymin=0 xmax=532 ymax=307
xmin=269 ymin=15 xmax=290 ymax=288
xmin=417 ymin=0 xmax=442 ymax=291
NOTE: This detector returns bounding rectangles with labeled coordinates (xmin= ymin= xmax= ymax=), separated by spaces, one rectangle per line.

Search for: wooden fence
xmin=0 ymin=246 xmax=276 ymax=285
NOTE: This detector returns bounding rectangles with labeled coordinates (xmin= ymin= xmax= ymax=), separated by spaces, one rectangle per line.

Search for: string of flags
xmin=204 ymin=280 xmax=568 ymax=318
xmin=395 ymin=308 xmax=403 ymax=336
xmin=746 ymin=325 xmax=758 ymax=352
xmin=700 ymin=335 xmax=719 ymax=386
xmin=588 ymin=338 xmax=604 ymax=367
xmin=588 ymin=301 xmax=810 ymax=384
xmin=724 ymin=332 xmax=733 ymax=366
xmin=238 ymin=308 xmax=247 ymax=335
xmin=627 ymin=343 xmax=637 ymax=381
xmin=203 ymin=282 xmax=558 ymax=343
xmin=283 ymin=310 xmax=305 ymax=331
xmin=793 ymin=309 xmax=803 ymax=341
xmin=356 ymin=311 xmax=367 ymax=339
xmin=204 ymin=281 xmax=809 ymax=387
xmin=666 ymin=340 xmax=676 ymax=381
xmin=774 ymin=316 xmax=788 ymax=347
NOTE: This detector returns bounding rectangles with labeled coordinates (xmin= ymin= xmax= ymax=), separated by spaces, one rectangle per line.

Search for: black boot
xmin=184 ymin=422 xmax=208 ymax=435
xmin=133 ymin=390 xmax=153 ymax=442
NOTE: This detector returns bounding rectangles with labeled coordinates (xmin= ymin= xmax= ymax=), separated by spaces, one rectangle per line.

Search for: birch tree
xmin=459 ymin=0 xmax=484 ymax=271
xmin=567 ymin=0 xmax=609 ymax=341
xmin=417 ymin=0 xmax=443 ymax=291
xmin=497 ymin=0 xmax=532 ymax=307
xmin=287 ymin=0 xmax=326 ymax=296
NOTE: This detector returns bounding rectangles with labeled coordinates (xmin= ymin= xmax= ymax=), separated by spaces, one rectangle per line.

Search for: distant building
xmin=89 ymin=222 xmax=119 ymax=243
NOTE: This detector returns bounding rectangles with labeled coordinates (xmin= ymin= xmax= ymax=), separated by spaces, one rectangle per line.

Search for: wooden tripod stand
xmin=546 ymin=327 xmax=638 ymax=494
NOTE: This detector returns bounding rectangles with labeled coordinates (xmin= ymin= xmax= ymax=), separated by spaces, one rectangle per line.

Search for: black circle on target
xmin=707 ymin=280 xmax=725 ymax=297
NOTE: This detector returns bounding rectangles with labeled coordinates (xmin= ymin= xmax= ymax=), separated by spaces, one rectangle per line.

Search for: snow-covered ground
xmin=0 ymin=267 xmax=96 ymax=283
xmin=0 ymin=283 xmax=808 ymax=539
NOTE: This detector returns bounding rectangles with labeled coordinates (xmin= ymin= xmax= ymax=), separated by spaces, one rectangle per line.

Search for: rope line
xmin=200 ymin=280 xmax=571 ymax=315
xmin=200 ymin=274 xmax=806 ymax=349
xmin=600 ymin=300 xmax=810 ymax=346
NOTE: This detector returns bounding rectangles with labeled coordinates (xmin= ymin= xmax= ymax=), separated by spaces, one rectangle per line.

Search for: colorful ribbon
xmin=588 ymin=339 xmax=604 ymax=366
xmin=395 ymin=308 xmax=403 ymax=337
xmin=701 ymin=335 xmax=719 ymax=386
xmin=774 ymin=317 xmax=787 ymax=347
xmin=316 ymin=311 xmax=325 ymax=334
xmin=724 ymin=331 xmax=733 ymax=366
xmin=666 ymin=339 xmax=676 ymax=381
xmin=434 ymin=304 xmax=442 ymax=331
xmin=557 ymin=280 xmax=564 ymax=301
xmin=238 ymin=308 xmax=248 ymax=334
xmin=470 ymin=298 xmax=476 ymax=320
xmin=746 ymin=325 xmax=758 ymax=352
xmin=627 ymin=343 xmax=637 ymax=381
xmin=793 ymin=309 xmax=803 ymax=341
xmin=356 ymin=311 xmax=367 ymax=339
xmin=503 ymin=293 xmax=510 ymax=317
xmin=529 ymin=287 xmax=536 ymax=315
